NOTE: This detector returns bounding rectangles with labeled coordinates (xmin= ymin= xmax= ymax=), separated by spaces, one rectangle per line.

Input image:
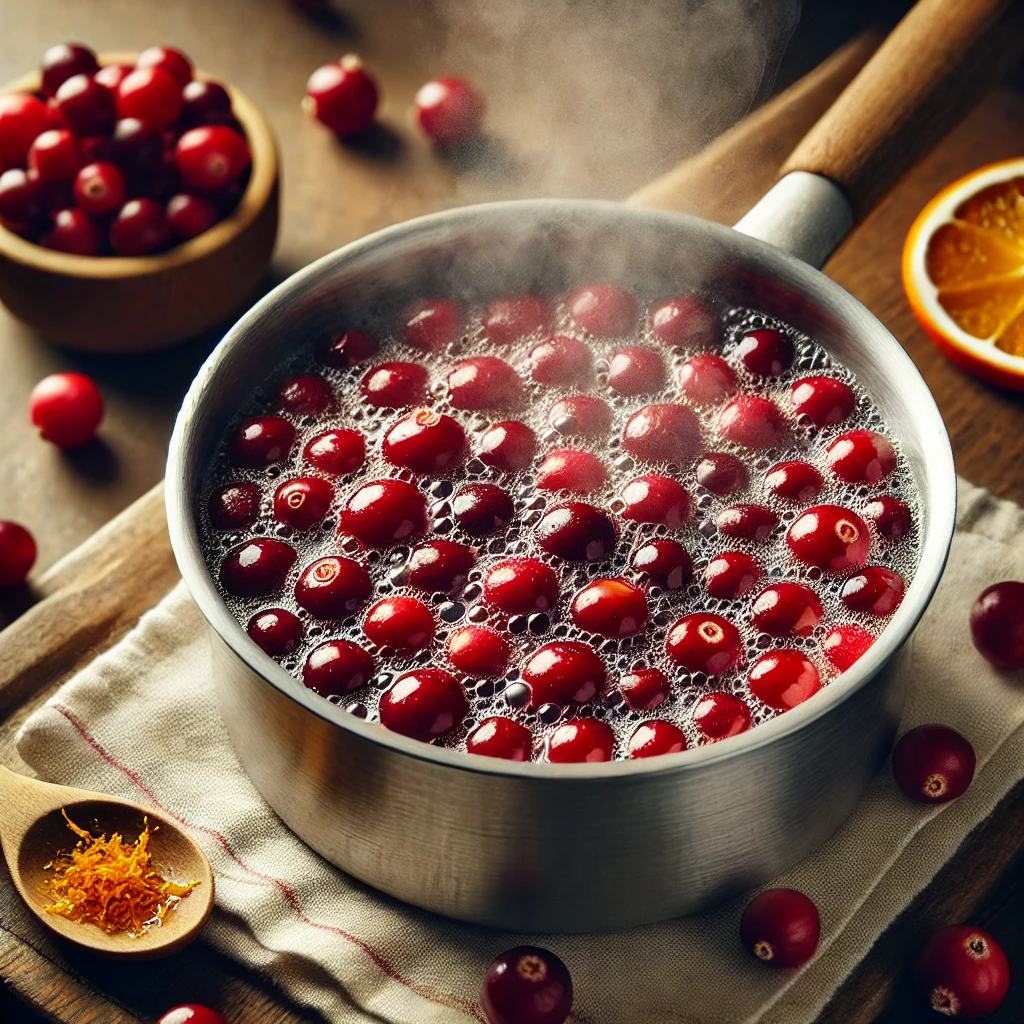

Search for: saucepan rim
xmin=166 ymin=197 xmax=957 ymax=782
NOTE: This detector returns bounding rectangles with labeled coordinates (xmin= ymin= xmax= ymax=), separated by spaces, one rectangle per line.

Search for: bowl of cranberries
xmin=0 ymin=42 xmax=278 ymax=353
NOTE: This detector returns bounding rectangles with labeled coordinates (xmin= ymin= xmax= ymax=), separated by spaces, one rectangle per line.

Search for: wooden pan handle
xmin=780 ymin=0 xmax=1024 ymax=221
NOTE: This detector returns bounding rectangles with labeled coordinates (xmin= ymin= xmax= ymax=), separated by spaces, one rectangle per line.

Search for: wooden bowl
xmin=0 ymin=53 xmax=279 ymax=353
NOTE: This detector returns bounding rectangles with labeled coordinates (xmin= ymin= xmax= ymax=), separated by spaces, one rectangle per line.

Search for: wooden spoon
xmin=0 ymin=765 xmax=214 ymax=958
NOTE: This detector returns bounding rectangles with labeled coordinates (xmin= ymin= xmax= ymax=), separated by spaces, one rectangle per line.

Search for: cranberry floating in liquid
xmin=822 ymin=624 xmax=875 ymax=672
xmin=482 ymin=945 xmax=573 ymax=1024
xmin=230 ymin=416 xmax=295 ymax=467
xmin=678 ymin=351 xmax=735 ymax=408
xmin=717 ymin=503 xmax=779 ymax=542
xmin=705 ymin=551 xmax=762 ymax=599
xmin=619 ymin=667 xmax=670 ymax=710
xmin=484 ymin=558 xmax=559 ymax=615
xmin=364 ymin=595 xmax=435 ymax=652
xmin=914 ymin=926 xmax=1010 ymax=1021
xmin=570 ymin=578 xmax=648 ymax=638
xmin=693 ymin=691 xmax=752 ymax=742
xmin=404 ymin=540 xmax=476 ymax=593
xmin=748 ymin=650 xmax=821 ymax=711
xmin=892 ymin=724 xmax=976 ymax=804
xmin=208 ymin=482 xmax=261 ymax=530
xmin=0 ymin=521 xmax=36 ymax=588
xmin=383 ymin=408 xmax=466 ymax=473
xmin=536 ymin=449 xmax=607 ymax=494
xmin=648 ymin=295 xmax=714 ymax=347
xmin=157 ymin=1007 xmax=228 ymax=1024
xmin=568 ymin=283 xmax=636 ymax=336
xmin=666 ymin=613 xmax=742 ymax=675
xmin=294 ymin=555 xmax=371 ymax=618
xmin=548 ymin=394 xmax=612 ymax=437
xmin=864 ymin=495 xmax=913 ymax=540
xmin=522 ymin=641 xmax=606 ymax=708
xmin=220 ymin=539 xmax=296 ymax=597
xmin=482 ymin=294 xmax=552 ymax=345
xmin=360 ymin=361 xmax=428 ymax=408
xmin=447 ymin=625 xmax=510 ymax=676
xmin=736 ymin=327 xmax=793 ymax=376
xmin=751 ymin=582 xmax=823 ymax=638
xmin=607 ymin=346 xmax=665 ymax=396
xmin=303 ymin=638 xmax=373 ymax=697
xmin=628 ymin=720 xmax=687 ymax=758
xmin=247 ymin=608 xmax=303 ymax=657
xmin=447 ymin=356 xmax=520 ymax=410
xmin=339 ymin=479 xmax=427 ymax=547
xmin=790 ymin=376 xmax=856 ymax=427
xmin=277 ymin=373 xmax=333 ymax=415
xmin=467 ymin=717 xmax=533 ymax=761
xmin=787 ymin=504 xmax=870 ymax=572
xmin=273 ymin=476 xmax=333 ymax=531
xmin=402 ymin=297 xmax=462 ymax=352
xmin=622 ymin=403 xmax=701 ymax=465
xmin=696 ymin=452 xmax=747 ymax=495
xmin=536 ymin=502 xmax=616 ymax=562
xmin=547 ymin=718 xmax=615 ymax=763
xmin=826 ymin=429 xmax=896 ymax=484
xmin=303 ymin=428 xmax=365 ymax=476
xmin=323 ymin=328 xmax=378 ymax=367
xmin=764 ymin=461 xmax=822 ymax=503
xmin=842 ymin=566 xmax=905 ymax=616
xmin=630 ymin=538 xmax=692 ymax=589
xmin=619 ymin=474 xmax=690 ymax=528
xmin=380 ymin=668 xmax=468 ymax=741
xmin=718 ymin=394 xmax=788 ymax=449
xmin=529 ymin=335 xmax=592 ymax=387
xmin=452 ymin=483 xmax=514 ymax=536
xmin=740 ymin=888 xmax=821 ymax=968
xmin=478 ymin=420 xmax=536 ymax=473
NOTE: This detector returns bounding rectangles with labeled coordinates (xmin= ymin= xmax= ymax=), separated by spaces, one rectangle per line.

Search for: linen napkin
xmin=16 ymin=477 xmax=1024 ymax=1024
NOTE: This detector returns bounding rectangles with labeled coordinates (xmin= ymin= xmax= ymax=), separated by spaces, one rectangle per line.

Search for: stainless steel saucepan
xmin=166 ymin=0 xmax=1019 ymax=931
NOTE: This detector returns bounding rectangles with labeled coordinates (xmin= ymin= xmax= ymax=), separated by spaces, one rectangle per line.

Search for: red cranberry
xmin=28 ymin=129 xmax=81 ymax=183
xmin=570 ymin=578 xmax=648 ymax=638
xmin=536 ymin=502 xmax=616 ymax=562
xmin=323 ymin=328 xmax=378 ymax=367
xmin=448 ymin=356 xmax=520 ymax=410
xmin=176 ymin=126 xmax=250 ymax=191
xmin=740 ymin=888 xmax=820 ymax=968
xmin=383 ymin=409 xmax=466 ymax=473
xmin=705 ymin=551 xmax=762 ymax=599
xmin=405 ymin=540 xmax=477 ymax=593
xmin=826 ymin=429 xmax=896 ymax=485
xmin=863 ymin=495 xmax=913 ymax=540
xmin=29 ymin=371 xmax=103 ymax=447
xmin=136 ymin=46 xmax=193 ymax=88
xmin=364 ymin=595 xmax=435 ymax=652
xmin=914 ymin=926 xmax=1010 ymax=1020
xmin=842 ymin=566 xmax=905 ymax=615
xmin=536 ymin=450 xmax=607 ymax=494
xmin=0 ymin=522 xmax=36 ymax=587
xmin=0 ymin=168 xmax=45 ymax=222
xmin=0 ymin=94 xmax=50 ymax=169
xmin=415 ymin=76 xmax=485 ymax=144
xmin=277 ymin=373 xmax=333 ymax=415
xmin=608 ymin=346 xmax=665 ymax=396
xmin=628 ymin=720 xmax=687 ymax=758
xmin=273 ymin=477 xmax=333 ymax=531
xmin=452 ymin=483 xmax=514 ymax=535
xmin=117 ymin=67 xmax=182 ymax=128
xmin=893 ymin=724 xmax=976 ymax=804
xmin=294 ymin=556 xmax=371 ymax=618
xmin=749 ymin=650 xmax=821 ymax=710
xmin=110 ymin=197 xmax=171 ymax=255
xmin=678 ymin=354 xmax=736 ymax=406
xmin=648 ymin=295 xmax=714 ymax=347
xmin=693 ymin=691 xmax=752 ymax=742
xmin=73 ymin=162 xmax=125 ymax=217
xmin=43 ymin=208 xmax=101 ymax=255
xmin=787 ymin=504 xmax=870 ymax=572
xmin=971 ymin=580 xmax=1024 ymax=669
xmin=666 ymin=613 xmax=742 ymax=675
xmin=208 ymin=481 xmax=261 ymax=530
xmin=247 ymin=608 xmax=303 ymax=657
xmin=466 ymin=717 xmax=533 ymax=761
xmin=220 ymin=539 xmax=297 ymax=597
xmin=764 ymin=461 xmax=823 ymax=503
xmin=622 ymin=403 xmax=701 ymax=465
xmin=619 ymin=667 xmax=670 ymax=710
xmin=482 ymin=294 xmax=552 ymax=345
xmin=109 ymin=117 xmax=163 ymax=176
xmin=630 ymin=538 xmax=692 ymax=589
xmin=736 ymin=328 xmax=793 ymax=375
xmin=568 ymin=283 xmax=636 ymax=336
xmin=54 ymin=74 xmax=115 ymax=137
xmin=482 ymin=946 xmax=573 ymax=1024
xmin=620 ymin=474 xmax=690 ymax=528
xmin=304 ymin=55 xmax=378 ymax=137
xmin=822 ymin=624 xmax=875 ymax=672
xmin=94 ymin=64 xmax=132 ymax=93
xmin=484 ymin=558 xmax=559 ymax=615
xmin=41 ymin=44 xmax=100 ymax=98
xmin=548 ymin=394 xmax=612 ymax=437
xmin=156 ymin=1006 xmax=227 ymax=1024
xmin=696 ymin=452 xmax=747 ymax=495
xmin=479 ymin=421 xmax=536 ymax=473
xmin=402 ymin=298 xmax=462 ymax=351
xmin=548 ymin=718 xmax=614 ymax=762
xmin=529 ymin=335 xmax=592 ymax=388
xmin=718 ymin=395 xmax=788 ymax=449
xmin=229 ymin=416 xmax=295 ymax=467
xmin=303 ymin=429 xmax=365 ymax=476
xmin=181 ymin=80 xmax=234 ymax=127
xmin=447 ymin=625 xmax=510 ymax=676
xmin=340 ymin=479 xmax=427 ymax=547
xmin=379 ymin=668 xmax=468 ymax=741
xmin=790 ymin=376 xmax=856 ymax=427
xmin=360 ymin=361 xmax=429 ymax=407
xmin=522 ymin=642 xmax=606 ymax=707
xmin=751 ymin=583 xmax=823 ymax=637
xmin=717 ymin=503 xmax=779 ymax=541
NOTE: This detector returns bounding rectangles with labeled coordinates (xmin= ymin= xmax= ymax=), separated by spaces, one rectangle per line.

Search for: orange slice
xmin=903 ymin=158 xmax=1024 ymax=389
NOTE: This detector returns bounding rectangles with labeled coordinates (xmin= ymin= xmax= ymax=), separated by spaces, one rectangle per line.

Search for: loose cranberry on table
xmin=547 ymin=718 xmax=615 ymax=763
xmin=448 ymin=356 xmax=521 ymax=410
xmin=208 ymin=482 xmax=261 ymax=530
xmin=892 ymin=724 xmax=976 ymax=804
xmin=157 ymin=1006 xmax=228 ymax=1024
xmin=521 ymin=641 xmax=606 ymax=708
xmin=529 ymin=334 xmax=592 ymax=388
xmin=693 ymin=691 xmax=752 ymax=742
xmin=41 ymin=44 xmax=100 ymax=99
xmin=380 ymin=668 xmax=469 ymax=741
xmin=705 ymin=551 xmax=762 ymax=600
xmin=536 ymin=501 xmax=616 ymax=562
xmin=110 ymin=197 xmax=172 ymax=256
xmin=841 ymin=566 xmax=905 ymax=616
xmin=175 ymin=125 xmax=250 ymax=192
xmin=383 ymin=409 xmax=466 ymax=473
xmin=628 ymin=720 xmax=687 ymax=758
xmin=482 ymin=945 xmax=573 ymax=1024
xmin=567 ymin=283 xmax=637 ymax=337
xmin=447 ymin=625 xmax=510 ymax=677
xmin=466 ymin=717 xmax=533 ymax=761
xmin=570 ymin=578 xmax=648 ymax=638
xmin=339 ymin=479 xmax=427 ymax=547
xmin=548 ymin=394 xmax=612 ymax=438
xmin=293 ymin=555 xmax=371 ymax=618
xmin=220 ymin=538 xmax=296 ymax=597
xmin=322 ymin=328 xmax=378 ymax=367
xmin=402 ymin=297 xmax=462 ymax=352
xmin=619 ymin=667 xmax=670 ymax=710
xmin=786 ymin=504 xmax=870 ymax=572
xmin=484 ymin=558 xmax=559 ymax=615
xmin=364 ymin=595 xmax=435 ymax=652
xmin=415 ymin=76 xmax=485 ymax=145
xmin=478 ymin=421 xmax=536 ymax=473
xmin=970 ymin=580 xmax=1024 ymax=669
xmin=303 ymin=428 xmax=365 ymax=476
xmin=863 ymin=494 xmax=913 ymax=540
xmin=43 ymin=208 xmax=101 ymax=255
xmin=277 ymin=373 xmax=334 ymax=415
xmin=751 ymin=582 xmax=823 ymax=638
xmin=696 ymin=452 xmax=747 ymax=495
xmin=648 ymin=295 xmax=714 ymax=347
xmin=607 ymin=346 xmax=665 ymax=396
xmin=304 ymin=55 xmax=379 ymax=137
xmin=717 ymin=503 xmax=779 ymax=542
xmin=790 ymin=375 xmax=856 ymax=427
xmin=273 ymin=476 xmax=334 ymax=531
xmin=451 ymin=483 xmax=514 ymax=535
xmin=736 ymin=327 xmax=794 ymax=376
xmin=914 ymin=925 xmax=1010 ymax=1021
xmin=666 ymin=613 xmax=742 ymax=675
xmin=717 ymin=394 xmax=788 ymax=449
xmin=0 ymin=521 xmax=37 ymax=588
xmin=826 ymin=429 xmax=896 ymax=485
xmin=404 ymin=540 xmax=476 ymax=593
xmin=621 ymin=402 xmax=702 ymax=465
xmin=73 ymin=162 xmax=126 ymax=218
xmin=247 ymin=607 xmax=303 ymax=657
xmin=360 ymin=360 xmax=429 ymax=408
xmin=740 ymin=888 xmax=821 ymax=968
xmin=536 ymin=449 xmax=607 ymax=494
xmin=630 ymin=538 xmax=692 ymax=589
xmin=117 ymin=66 xmax=182 ymax=127
xmin=303 ymin=639 xmax=374 ymax=697
xmin=748 ymin=650 xmax=821 ymax=711
xmin=822 ymin=624 xmax=875 ymax=672
xmin=764 ymin=461 xmax=822 ymax=503
xmin=229 ymin=416 xmax=295 ymax=466
xmin=0 ymin=93 xmax=50 ymax=169
xmin=29 ymin=371 xmax=103 ymax=448
xmin=619 ymin=474 xmax=690 ymax=528
xmin=482 ymin=294 xmax=552 ymax=345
